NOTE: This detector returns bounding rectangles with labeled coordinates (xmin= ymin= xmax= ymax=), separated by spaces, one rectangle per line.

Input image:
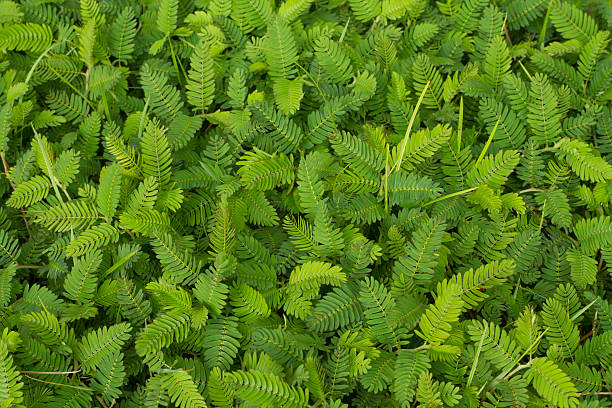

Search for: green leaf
xmin=526 ymin=357 xmax=579 ymax=408
xmin=264 ymin=16 xmax=298 ymax=80
xmin=76 ymin=322 xmax=131 ymax=372
xmin=157 ymin=0 xmax=178 ymax=35
xmin=541 ymin=298 xmax=580 ymax=359
xmin=186 ymin=39 xmax=215 ymax=113
xmin=416 ymin=281 xmax=464 ymax=346
xmin=97 ymin=163 xmax=122 ymax=220
xmin=227 ymin=369 xmax=309 ymax=408
xmin=64 ymin=249 xmax=102 ymax=303
xmin=0 ymin=333 xmax=24 ymax=405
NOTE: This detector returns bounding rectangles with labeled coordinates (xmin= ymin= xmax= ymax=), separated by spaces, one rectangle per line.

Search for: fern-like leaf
xmin=186 ymin=39 xmax=215 ymax=113
xmin=140 ymin=64 xmax=184 ymax=121
xmin=65 ymin=223 xmax=119 ymax=257
xmin=97 ymin=163 xmax=122 ymax=220
xmin=526 ymin=357 xmax=579 ymax=408
xmin=416 ymin=281 xmax=464 ymax=346
xmin=0 ymin=333 xmax=24 ymax=406
xmin=64 ymin=249 xmax=102 ymax=303
xmin=0 ymin=23 xmax=52 ymax=52
xmin=227 ymin=369 xmax=309 ymax=408
xmin=76 ymin=322 xmax=131 ymax=372
xmin=555 ymin=137 xmax=612 ymax=182
xmin=6 ymin=175 xmax=50 ymax=208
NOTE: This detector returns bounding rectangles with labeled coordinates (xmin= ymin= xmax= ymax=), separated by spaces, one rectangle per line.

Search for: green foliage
xmin=416 ymin=281 xmax=464 ymax=346
xmin=76 ymin=322 xmax=131 ymax=372
xmin=0 ymin=22 xmax=52 ymax=52
xmin=526 ymin=357 xmax=579 ymax=408
xmin=0 ymin=330 xmax=23 ymax=406
xmin=556 ymin=137 xmax=612 ymax=182
xmin=186 ymin=39 xmax=216 ymax=113
xmin=0 ymin=0 xmax=610 ymax=406
xmin=227 ymin=369 xmax=309 ymax=407
xmin=264 ymin=16 xmax=298 ymax=80
xmin=63 ymin=249 xmax=102 ymax=303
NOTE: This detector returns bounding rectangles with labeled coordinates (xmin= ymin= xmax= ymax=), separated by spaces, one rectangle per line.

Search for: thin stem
xmin=503 ymin=21 xmax=513 ymax=46
xmin=423 ymin=186 xmax=478 ymax=207
xmin=96 ymin=395 xmax=110 ymax=408
xmin=295 ymin=61 xmax=337 ymax=134
xmin=519 ymin=188 xmax=545 ymax=194
xmin=43 ymin=64 xmax=95 ymax=110
xmin=339 ymin=17 xmax=351 ymax=43
xmin=540 ymin=139 xmax=564 ymax=153
xmin=101 ymin=91 xmax=112 ymax=122
xmin=475 ymin=118 xmax=500 ymax=167
xmin=580 ymin=311 xmax=598 ymax=342
xmin=457 ymin=96 xmax=463 ymax=150
xmin=467 ymin=325 xmax=487 ymax=388
xmin=517 ymin=60 xmax=532 ymax=81
xmin=20 ymin=369 xmax=81 ymax=375
xmin=384 ymin=144 xmax=390 ymax=214
xmin=23 ymin=374 xmax=92 ymax=391
xmin=505 ymin=363 xmax=531 ymax=380
xmin=23 ymin=41 xmax=67 ymax=87
xmin=538 ymin=1 xmax=554 ymax=50
xmin=406 ymin=344 xmax=430 ymax=352
xmin=580 ymin=392 xmax=612 ymax=396
xmin=168 ymin=37 xmax=186 ymax=86
xmin=393 ymin=80 xmax=429 ymax=173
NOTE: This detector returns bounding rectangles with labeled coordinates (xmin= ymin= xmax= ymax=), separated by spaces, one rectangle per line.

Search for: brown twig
xmin=580 ymin=392 xmax=612 ymax=396
xmin=0 ymin=151 xmax=31 ymax=237
xmin=504 ymin=24 xmax=513 ymax=46
xmin=23 ymin=374 xmax=91 ymax=391
xmin=580 ymin=311 xmax=598 ymax=342
xmin=20 ymin=369 xmax=81 ymax=375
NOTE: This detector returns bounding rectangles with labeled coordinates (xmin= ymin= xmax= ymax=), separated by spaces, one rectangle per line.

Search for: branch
xmin=580 ymin=392 xmax=612 ymax=396
xmin=519 ymin=188 xmax=545 ymax=194
xmin=20 ymin=369 xmax=81 ymax=375
xmin=580 ymin=311 xmax=598 ymax=342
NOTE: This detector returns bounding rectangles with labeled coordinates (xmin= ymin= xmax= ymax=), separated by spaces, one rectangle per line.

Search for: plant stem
xmin=580 ymin=311 xmax=598 ymax=342
xmin=519 ymin=188 xmax=545 ymax=194
xmin=579 ymin=392 xmax=612 ymax=396
xmin=168 ymin=37 xmax=185 ymax=86
xmin=505 ymin=363 xmax=531 ymax=380
xmin=475 ymin=118 xmax=500 ymax=166
xmin=538 ymin=1 xmax=554 ymax=50
xmin=457 ymin=96 xmax=463 ymax=150
xmin=20 ymin=369 xmax=81 ymax=375
xmin=393 ymin=80 xmax=429 ymax=173
xmin=423 ymin=186 xmax=478 ymax=207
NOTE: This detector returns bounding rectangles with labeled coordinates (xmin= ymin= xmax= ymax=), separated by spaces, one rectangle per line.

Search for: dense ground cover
xmin=0 ymin=0 xmax=611 ymax=406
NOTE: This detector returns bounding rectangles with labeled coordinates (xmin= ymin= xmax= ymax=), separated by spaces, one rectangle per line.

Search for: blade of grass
xmin=474 ymin=118 xmax=500 ymax=167
xmin=392 ymin=80 xmax=429 ymax=173
xmin=467 ymin=324 xmax=486 ymax=388
xmin=457 ymin=96 xmax=463 ymax=150
xmin=423 ymin=186 xmax=478 ymax=207
xmin=384 ymin=143 xmax=390 ymax=213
